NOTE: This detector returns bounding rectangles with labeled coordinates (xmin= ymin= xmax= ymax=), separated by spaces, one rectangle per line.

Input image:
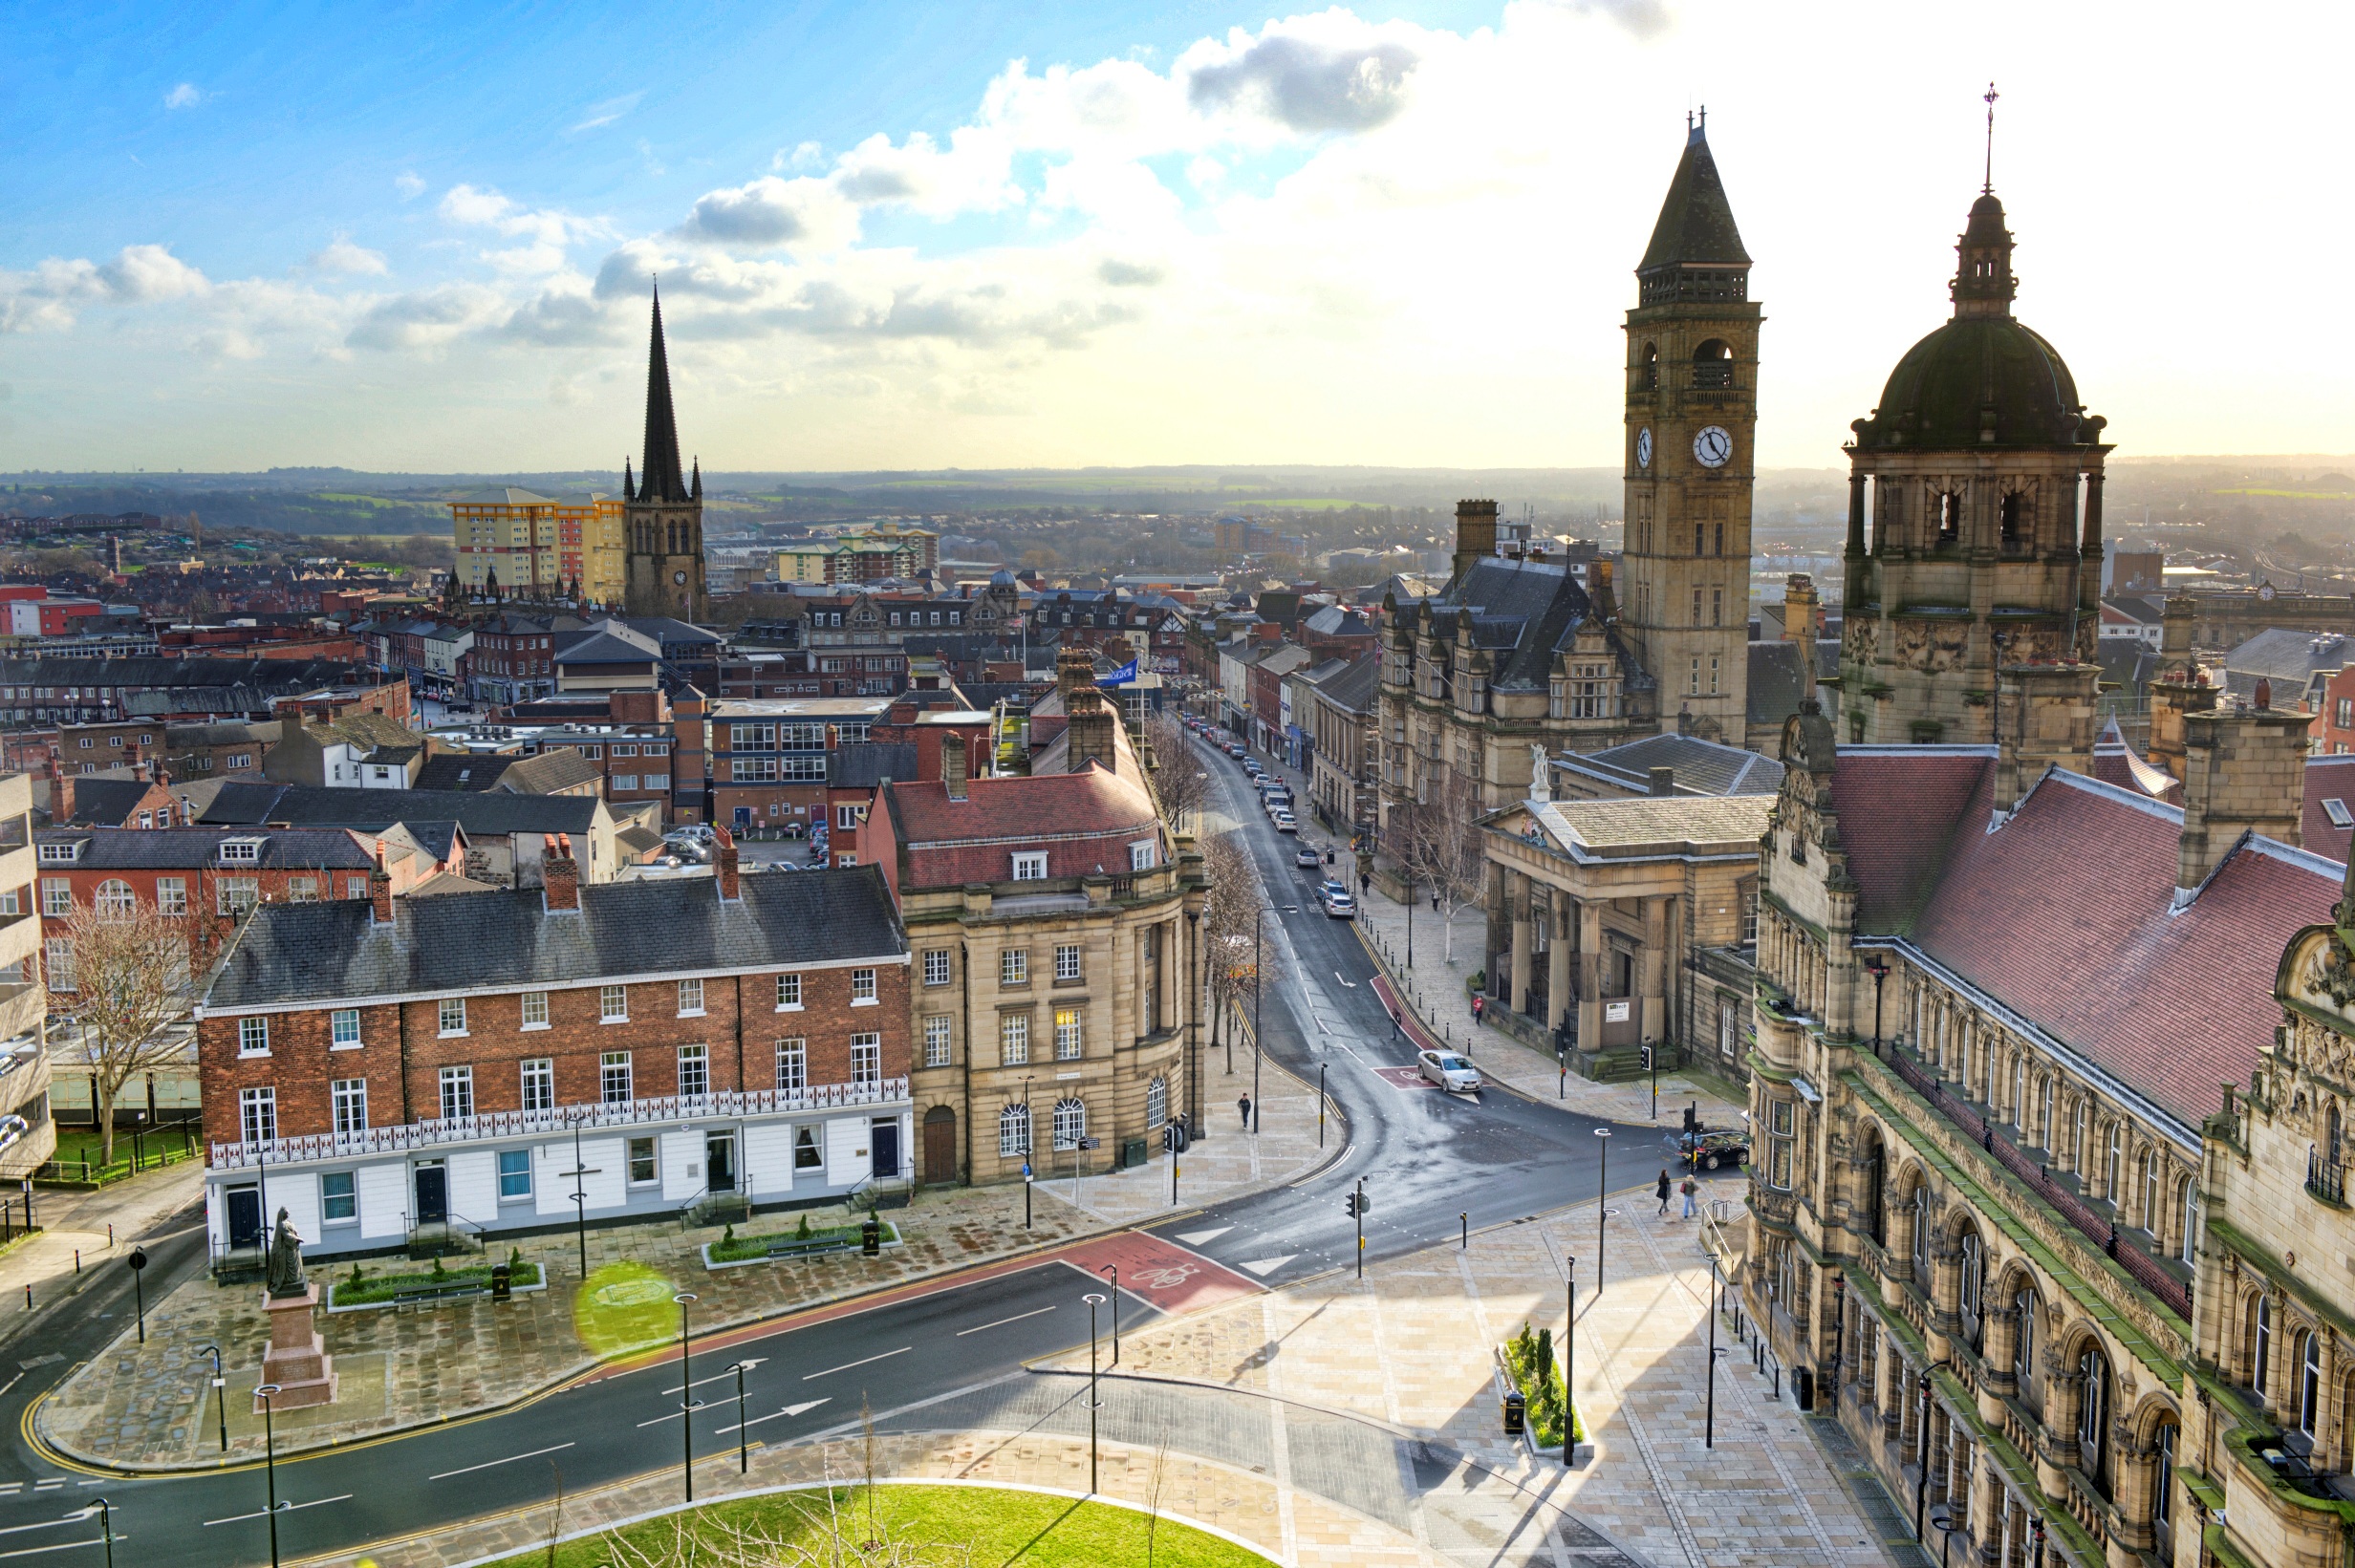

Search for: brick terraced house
xmin=194 ymin=835 xmax=911 ymax=1265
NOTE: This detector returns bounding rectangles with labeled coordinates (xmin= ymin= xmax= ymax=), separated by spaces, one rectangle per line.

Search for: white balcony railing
xmin=208 ymin=1077 xmax=911 ymax=1171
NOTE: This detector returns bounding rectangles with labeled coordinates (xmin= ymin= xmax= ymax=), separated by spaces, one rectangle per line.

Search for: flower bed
xmin=328 ymin=1257 xmax=544 ymax=1310
xmin=1501 ymin=1321 xmax=1584 ymax=1450
xmin=702 ymin=1218 xmax=901 ymax=1268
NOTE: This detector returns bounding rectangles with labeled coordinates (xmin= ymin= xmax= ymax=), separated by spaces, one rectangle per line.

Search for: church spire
xmin=637 ymin=285 xmax=689 ymax=504
xmin=1634 ymin=114 xmax=1751 ymax=308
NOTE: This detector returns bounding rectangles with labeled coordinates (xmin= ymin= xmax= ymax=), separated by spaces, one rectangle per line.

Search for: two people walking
xmin=1657 ymin=1168 xmax=1699 ymax=1220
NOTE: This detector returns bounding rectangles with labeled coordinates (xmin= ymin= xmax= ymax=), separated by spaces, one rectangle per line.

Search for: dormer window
xmin=36 ymin=841 xmax=82 ymax=864
xmin=218 ymin=838 xmax=264 ymax=866
xmin=1011 ymin=851 xmax=1048 ymax=881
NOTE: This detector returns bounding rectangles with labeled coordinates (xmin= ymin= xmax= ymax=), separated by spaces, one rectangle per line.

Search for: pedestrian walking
xmin=1680 ymin=1175 xmax=1698 ymax=1219
xmin=1471 ymin=994 xmax=1485 ymax=1024
xmin=1239 ymin=1093 xmax=1253 ymax=1129
xmin=1655 ymin=1170 xmax=1672 ymax=1217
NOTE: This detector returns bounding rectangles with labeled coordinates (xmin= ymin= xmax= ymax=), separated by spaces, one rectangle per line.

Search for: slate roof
xmin=830 ymin=743 xmax=919 ymax=789
xmin=203 ymin=866 xmax=906 ymax=1011
xmin=1745 ymin=639 xmax=1839 ymax=730
xmin=1638 ymin=123 xmax=1750 ymax=271
xmin=556 ymin=626 xmax=663 ymax=666
xmin=1563 ymin=733 xmax=1784 ymax=797
xmin=34 ymin=826 xmax=378 ymax=870
xmin=57 ymin=778 xmax=163 ymax=827
xmin=189 ymin=783 xmax=599 ymax=837
xmin=2221 ymin=627 xmax=2351 ymax=706
xmin=1532 ymin=794 xmax=1774 ymax=855
xmin=882 ymin=765 xmax=1162 ymax=890
xmin=0 ymin=656 xmax=379 ymax=692
xmin=1413 ymin=557 xmax=1634 ymax=693
xmin=1905 ymin=769 xmax=2338 ymax=1129
xmin=1302 ymin=655 xmax=1380 ymax=716
xmin=413 ymin=754 xmax=523 ymax=792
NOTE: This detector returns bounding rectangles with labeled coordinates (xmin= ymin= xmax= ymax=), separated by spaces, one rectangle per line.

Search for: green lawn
xmin=40 ymin=1126 xmax=201 ymax=1182
xmin=486 ymin=1483 xmax=1272 ymax=1567
xmin=706 ymin=1221 xmax=868 ymax=1263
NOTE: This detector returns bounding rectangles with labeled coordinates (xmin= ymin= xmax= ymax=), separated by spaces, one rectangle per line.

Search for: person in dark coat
xmin=1655 ymin=1170 xmax=1673 ymax=1217
xmin=1239 ymin=1093 xmax=1253 ymax=1129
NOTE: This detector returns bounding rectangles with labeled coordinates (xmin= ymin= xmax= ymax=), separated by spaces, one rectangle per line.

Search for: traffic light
xmin=1640 ymin=1045 xmax=1653 ymax=1072
xmin=1683 ymin=1103 xmax=1698 ymax=1135
xmin=1345 ymin=1192 xmax=1360 ymax=1219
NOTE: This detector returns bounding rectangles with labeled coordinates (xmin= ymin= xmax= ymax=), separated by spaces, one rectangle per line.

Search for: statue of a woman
xmin=265 ymin=1207 xmax=308 ymax=1299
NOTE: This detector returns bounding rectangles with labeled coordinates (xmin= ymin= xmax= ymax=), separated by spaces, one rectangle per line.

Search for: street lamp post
xmin=675 ymin=1292 xmax=702 ymax=1503
xmin=1251 ymin=907 xmax=1264 ymax=1133
xmin=1083 ymin=1291 xmax=1109 ymax=1495
xmin=1866 ymin=956 xmax=1890 ymax=1058
xmin=1929 ymin=1504 xmax=1956 ymax=1568
xmin=256 ymin=1382 xmax=285 ymax=1568
xmin=1593 ymin=1127 xmax=1611 ymax=1297
xmin=1914 ymin=1367 xmax=1934 ymax=1543
xmin=560 ymin=1112 xmax=600 ymax=1278
xmin=729 ymin=1360 xmax=751 ymax=1474
xmin=196 ymin=1343 xmax=227 ymax=1451
xmin=76 ymin=1498 xmax=115 ymax=1568
xmin=1098 ymin=1265 xmax=1120 ymax=1365
xmin=1317 ymin=1062 xmax=1327 ymax=1148
xmin=1564 ymin=1257 xmax=1577 ymax=1469
xmin=1022 ymin=1075 xmax=1035 ymax=1229
xmin=1705 ymin=1251 xmax=1728 ymax=1448
xmin=126 ymin=1246 xmax=147 ymax=1342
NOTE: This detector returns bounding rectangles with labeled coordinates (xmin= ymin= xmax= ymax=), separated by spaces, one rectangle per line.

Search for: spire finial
xmin=1982 ymin=81 xmax=1999 ymax=194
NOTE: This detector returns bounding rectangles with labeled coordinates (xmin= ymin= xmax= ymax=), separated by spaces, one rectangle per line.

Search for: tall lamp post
xmin=1021 ymin=1075 xmax=1035 ymax=1229
xmin=1593 ymin=1127 xmax=1611 ymax=1298
xmin=1866 ymin=956 xmax=1890 ymax=1058
xmin=1563 ymin=1257 xmax=1577 ymax=1468
xmin=255 ymin=1382 xmax=285 ymax=1568
xmin=1098 ymin=1265 xmax=1121 ymax=1365
xmin=1083 ymin=1291 xmax=1109 ymax=1495
xmin=1251 ymin=907 xmax=1266 ymax=1133
xmin=76 ymin=1498 xmax=115 ymax=1568
xmin=195 ymin=1343 xmax=227 ymax=1452
xmin=675 ymin=1292 xmax=702 ymax=1503
xmin=728 ymin=1360 xmax=752 ymax=1474
xmin=560 ymin=1110 xmax=599 ymax=1278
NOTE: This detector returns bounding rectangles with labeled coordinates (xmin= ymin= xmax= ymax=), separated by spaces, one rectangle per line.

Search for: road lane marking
xmin=719 ymin=1398 xmax=831 ymax=1434
xmin=1237 ymin=1256 xmax=1297 ymax=1277
xmin=1174 ymin=1226 xmax=1231 ymax=1245
xmin=804 ymin=1346 xmax=911 ymax=1381
xmin=202 ymin=1495 xmax=351 ymax=1527
xmin=954 ymin=1306 xmax=1055 ymax=1337
xmin=661 ymin=1359 xmax=766 ymax=1396
xmin=0 ymin=1538 xmax=113 ymax=1560
xmin=429 ymin=1441 xmax=576 ymax=1481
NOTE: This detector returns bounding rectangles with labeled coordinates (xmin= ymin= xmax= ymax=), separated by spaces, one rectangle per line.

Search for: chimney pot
xmin=1649 ymin=765 xmax=1676 ymax=797
xmin=716 ymin=825 xmax=741 ymax=900
xmin=2176 ymin=705 xmax=2311 ymax=899
xmin=543 ymin=832 xmax=581 ymax=912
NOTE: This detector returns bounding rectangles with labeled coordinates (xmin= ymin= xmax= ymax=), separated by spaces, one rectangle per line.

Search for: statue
xmin=1528 ymin=743 xmax=1553 ymax=804
xmin=265 ymin=1207 xmax=308 ymax=1299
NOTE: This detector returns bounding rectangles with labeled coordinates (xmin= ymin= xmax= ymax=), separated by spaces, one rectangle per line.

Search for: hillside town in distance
xmin=11 ymin=75 xmax=2355 ymax=1568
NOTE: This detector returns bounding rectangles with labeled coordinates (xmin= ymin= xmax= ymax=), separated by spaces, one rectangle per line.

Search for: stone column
xmin=1508 ymin=872 xmax=1532 ymax=1017
xmin=1577 ymin=900 xmax=1605 ymax=1050
xmin=1548 ymin=889 xmax=1574 ymax=1033
xmin=1847 ymin=470 xmax=1869 ymax=556
xmin=1638 ymin=895 xmax=1668 ymax=1044
xmin=1482 ymin=861 xmax=1508 ymax=995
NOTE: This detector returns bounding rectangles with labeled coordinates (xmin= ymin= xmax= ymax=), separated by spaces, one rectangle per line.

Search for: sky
xmin=1 ymin=0 xmax=2344 ymax=476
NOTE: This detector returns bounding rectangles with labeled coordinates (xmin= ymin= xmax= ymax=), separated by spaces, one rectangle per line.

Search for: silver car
xmin=1417 ymin=1049 xmax=1481 ymax=1093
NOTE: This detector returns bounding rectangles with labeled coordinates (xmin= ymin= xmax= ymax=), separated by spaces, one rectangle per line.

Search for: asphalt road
xmin=0 ymin=726 xmax=1716 ymax=1564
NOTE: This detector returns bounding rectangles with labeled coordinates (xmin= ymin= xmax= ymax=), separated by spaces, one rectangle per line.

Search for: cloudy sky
xmin=2 ymin=1 xmax=2339 ymax=474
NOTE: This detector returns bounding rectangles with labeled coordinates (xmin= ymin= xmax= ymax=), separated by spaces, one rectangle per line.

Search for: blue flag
xmin=1096 ymin=659 xmax=1138 ymax=685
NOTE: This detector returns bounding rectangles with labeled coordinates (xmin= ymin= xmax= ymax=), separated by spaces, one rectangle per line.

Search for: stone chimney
xmin=1451 ymin=500 xmax=1499 ymax=581
xmin=369 ymin=842 xmax=394 ymax=925
xmin=2175 ymin=704 xmax=2311 ymax=902
xmin=715 ymin=825 xmax=741 ymax=901
xmin=48 ymin=754 xmax=73 ymax=826
xmin=942 ymin=733 xmax=968 ymax=802
xmin=543 ymin=833 xmax=581 ymax=913
xmin=1055 ymin=649 xmax=1093 ymax=704
xmin=1066 ymin=684 xmax=1118 ymax=772
xmin=1649 ymin=765 xmax=1676 ymax=797
xmin=2148 ymin=669 xmax=2217 ymax=785
xmin=1784 ymin=574 xmax=1820 ymax=705
xmin=1993 ymin=662 xmax=2099 ymax=817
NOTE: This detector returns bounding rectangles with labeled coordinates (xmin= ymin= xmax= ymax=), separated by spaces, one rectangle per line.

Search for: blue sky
xmin=6 ymin=1 xmax=2351 ymax=472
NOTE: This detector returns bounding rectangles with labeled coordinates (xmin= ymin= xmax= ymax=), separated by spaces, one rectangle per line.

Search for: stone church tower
xmin=1834 ymin=183 xmax=2110 ymax=745
xmin=1620 ymin=115 xmax=1759 ymax=743
xmin=623 ymin=287 xmax=707 ymax=622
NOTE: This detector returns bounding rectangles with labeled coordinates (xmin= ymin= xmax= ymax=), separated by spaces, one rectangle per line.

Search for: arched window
xmin=1862 ymin=1133 xmax=1887 ymax=1246
xmin=1911 ymin=1186 xmax=1930 ymax=1278
xmin=1051 ymin=1096 xmax=1087 ymax=1151
xmin=2070 ymin=1099 xmax=2087 ymax=1171
xmin=2254 ymin=1296 xmax=2275 ymax=1396
xmin=1692 ymin=338 xmax=1734 ymax=390
xmin=2104 ymin=1122 xmax=2123 ymax=1201
xmin=997 ymin=1103 xmax=1031 ymax=1159
xmin=2151 ymin=1415 xmax=2179 ymax=1544
xmin=2178 ymin=1177 xmax=2198 ymax=1266
xmin=2038 ymin=1077 xmax=2054 ymax=1150
xmin=2142 ymin=1151 xmax=2165 ymax=1237
xmin=1640 ymin=342 xmax=1658 ymax=391
xmin=1957 ymin=1228 xmax=1985 ymax=1353
xmin=94 ymin=879 xmax=135 ymax=918
xmin=2078 ymin=1344 xmax=2111 ymax=1493
xmin=1145 ymin=1076 xmax=1167 ymax=1129
xmin=2013 ymin=1287 xmax=2037 ymax=1383
xmin=1999 ymin=492 xmax=2027 ymax=549
xmin=2299 ymin=1330 xmax=2323 ymax=1437
xmin=2011 ymin=1055 xmax=2026 ymax=1128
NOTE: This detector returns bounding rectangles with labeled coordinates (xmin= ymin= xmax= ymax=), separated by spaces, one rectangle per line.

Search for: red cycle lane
xmin=1054 ymin=1231 xmax=1262 ymax=1316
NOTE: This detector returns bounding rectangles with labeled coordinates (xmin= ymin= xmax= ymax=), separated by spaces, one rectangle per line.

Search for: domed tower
xmin=1833 ymin=183 xmax=2110 ymax=745
xmin=1621 ymin=113 xmax=1759 ymax=743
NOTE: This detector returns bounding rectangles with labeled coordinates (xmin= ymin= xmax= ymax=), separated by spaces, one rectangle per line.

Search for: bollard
xmin=74 ymin=1250 xmax=80 ymax=1274
xmin=21 ymin=1285 xmax=28 ymax=1310
xmin=108 ymin=1224 xmax=114 ymax=1249
xmin=1460 ymin=1212 xmax=1468 ymax=1250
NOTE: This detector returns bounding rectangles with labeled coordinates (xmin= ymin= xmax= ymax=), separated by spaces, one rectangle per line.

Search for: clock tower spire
xmin=1620 ymin=115 xmax=1761 ymax=742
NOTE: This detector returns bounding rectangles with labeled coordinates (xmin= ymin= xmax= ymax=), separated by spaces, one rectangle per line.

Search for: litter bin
xmin=1502 ymin=1389 xmax=1526 ymax=1435
xmin=1793 ymin=1365 xmax=1815 ymax=1411
xmin=490 ymin=1262 xmax=511 ymax=1301
xmin=861 ymin=1216 xmax=882 ymax=1257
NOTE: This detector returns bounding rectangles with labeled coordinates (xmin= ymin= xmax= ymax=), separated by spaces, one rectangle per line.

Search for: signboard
xmin=1604 ymin=1000 xmax=1632 ymax=1023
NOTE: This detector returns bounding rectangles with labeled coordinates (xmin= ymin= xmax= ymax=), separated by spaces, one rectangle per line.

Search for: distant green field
xmin=1254 ymin=498 xmax=1377 ymax=510
xmin=2213 ymin=487 xmax=2355 ymax=500
xmin=313 ymin=492 xmax=412 ymax=507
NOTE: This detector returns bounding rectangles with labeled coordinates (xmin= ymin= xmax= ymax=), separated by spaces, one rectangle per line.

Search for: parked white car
xmin=1417 ymin=1050 xmax=1481 ymax=1093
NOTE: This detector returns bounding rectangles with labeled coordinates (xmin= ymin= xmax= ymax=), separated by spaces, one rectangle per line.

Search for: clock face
xmin=1693 ymin=425 xmax=1733 ymax=468
xmin=1635 ymin=428 xmax=1653 ymax=470
xmin=673 ymin=570 xmax=687 ymax=586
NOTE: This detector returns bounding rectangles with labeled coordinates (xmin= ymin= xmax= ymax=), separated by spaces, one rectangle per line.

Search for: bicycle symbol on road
xmin=1131 ymin=1263 xmax=1200 ymax=1291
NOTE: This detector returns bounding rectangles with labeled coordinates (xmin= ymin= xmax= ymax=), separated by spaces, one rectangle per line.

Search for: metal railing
xmin=210 ymin=1078 xmax=912 ymax=1170
xmin=1881 ymin=1047 xmax=2192 ymax=1321
xmin=2308 ymin=1149 xmax=2346 ymax=1205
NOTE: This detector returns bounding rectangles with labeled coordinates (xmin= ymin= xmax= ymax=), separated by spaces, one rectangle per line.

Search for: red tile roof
xmin=1828 ymin=749 xmax=1995 ymax=934
xmin=881 ymin=763 xmax=1163 ymax=890
xmin=1905 ymin=770 xmax=2339 ymax=1128
xmin=2301 ymin=753 xmax=2355 ymax=863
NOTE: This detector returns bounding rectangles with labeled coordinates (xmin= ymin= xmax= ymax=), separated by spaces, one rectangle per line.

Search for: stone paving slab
xmin=34 ymin=1060 xmax=1330 ymax=1471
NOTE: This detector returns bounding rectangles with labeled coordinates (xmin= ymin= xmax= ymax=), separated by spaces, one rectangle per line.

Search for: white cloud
xmin=570 ymin=92 xmax=642 ymax=134
xmin=1181 ymin=15 xmax=1423 ymax=133
xmin=395 ymin=171 xmax=426 ymax=199
xmin=677 ymin=177 xmax=860 ymax=253
xmin=163 ymin=82 xmax=201 ymax=110
xmin=346 ymin=283 xmax=507 ymax=353
xmin=310 ymin=236 xmax=388 ymax=275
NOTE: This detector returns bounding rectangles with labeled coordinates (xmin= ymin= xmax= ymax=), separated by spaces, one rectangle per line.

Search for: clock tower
xmin=1621 ymin=115 xmax=1759 ymax=742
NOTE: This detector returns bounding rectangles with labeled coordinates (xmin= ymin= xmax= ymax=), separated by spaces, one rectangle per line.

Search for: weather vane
xmin=1982 ymin=82 xmax=1999 ymax=194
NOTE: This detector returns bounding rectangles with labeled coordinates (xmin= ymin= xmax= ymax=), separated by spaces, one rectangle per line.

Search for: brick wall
xmin=199 ymin=957 xmax=913 ymax=1146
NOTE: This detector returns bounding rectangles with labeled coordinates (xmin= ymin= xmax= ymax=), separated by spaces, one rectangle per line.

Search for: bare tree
xmin=1198 ymin=831 xmax=1271 ymax=1064
xmin=55 ymin=898 xmax=197 ymax=1166
xmin=1142 ymin=714 xmax=1205 ymax=831
xmin=1397 ymin=768 xmax=1488 ymax=962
